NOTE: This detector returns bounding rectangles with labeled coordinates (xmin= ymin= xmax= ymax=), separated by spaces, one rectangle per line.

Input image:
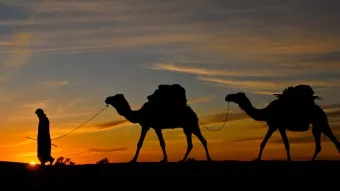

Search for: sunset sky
xmin=1 ymin=0 xmax=340 ymax=164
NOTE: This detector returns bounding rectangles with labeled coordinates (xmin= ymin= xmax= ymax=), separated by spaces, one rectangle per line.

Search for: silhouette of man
xmin=35 ymin=108 xmax=54 ymax=166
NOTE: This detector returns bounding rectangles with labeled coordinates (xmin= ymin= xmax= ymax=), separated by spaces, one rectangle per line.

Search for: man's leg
xmin=49 ymin=156 xmax=55 ymax=165
xmin=46 ymin=143 xmax=54 ymax=165
xmin=38 ymin=155 xmax=45 ymax=166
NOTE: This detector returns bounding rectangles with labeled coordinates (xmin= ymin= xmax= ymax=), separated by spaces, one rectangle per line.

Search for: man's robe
xmin=37 ymin=114 xmax=52 ymax=163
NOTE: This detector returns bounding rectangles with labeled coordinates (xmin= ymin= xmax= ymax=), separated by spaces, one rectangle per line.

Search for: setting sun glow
xmin=29 ymin=161 xmax=36 ymax=166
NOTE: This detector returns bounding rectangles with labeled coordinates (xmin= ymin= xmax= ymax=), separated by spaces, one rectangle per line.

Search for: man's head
xmin=35 ymin=108 xmax=45 ymax=117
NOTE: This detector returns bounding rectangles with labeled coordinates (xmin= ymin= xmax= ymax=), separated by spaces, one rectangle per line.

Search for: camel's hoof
xmin=178 ymin=159 xmax=186 ymax=163
xmin=129 ymin=159 xmax=137 ymax=163
xmin=160 ymin=159 xmax=168 ymax=163
xmin=252 ymin=158 xmax=262 ymax=162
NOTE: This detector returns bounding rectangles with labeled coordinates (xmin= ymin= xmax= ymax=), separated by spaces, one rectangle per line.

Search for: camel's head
xmin=225 ymin=92 xmax=247 ymax=104
xmin=105 ymin=94 xmax=129 ymax=109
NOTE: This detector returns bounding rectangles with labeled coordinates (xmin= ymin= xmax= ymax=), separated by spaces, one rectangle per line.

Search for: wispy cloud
xmin=94 ymin=119 xmax=130 ymax=130
xmin=150 ymin=63 xmax=340 ymax=96
xmin=0 ymin=32 xmax=204 ymax=55
xmin=150 ymin=63 xmax=301 ymax=77
xmin=198 ymin=76 xmax=340 ymax=94
xmin=187 ymin=94 xmax=215 ymax=105
xmin=198 ymin=77 xmax=281 ymax=89
xmin=323 ymin=103 xmax=340 ymax=113
xmin=328 ymin=110 xmax=340 ymax=119
xmin=323 ymin=103 xmax=340 ymax=110
xmin=232 ymin=137 xmax=263 ymax=142
xmin=322 ymin=103 xmax=340 ymax=119
xmin=42 ymin=80 xmax=69 ymax=87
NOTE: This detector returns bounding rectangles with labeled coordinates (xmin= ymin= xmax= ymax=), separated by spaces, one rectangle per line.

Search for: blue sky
xmin=0 ymin=0 xmax=340 ymax=163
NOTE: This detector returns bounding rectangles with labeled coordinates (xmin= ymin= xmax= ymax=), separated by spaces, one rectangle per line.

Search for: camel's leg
xmin=155 ymin=129 xmax=168 ymax=163
xmin=130 ymin=126 xmax=150 ymax=163
xmin=278 ymin=128 xmax=291 ymax=161
xmin=255 ymin=128 xmax=275 ymax=161
xmin=179 ymin=130 xmax=193 ymax=162
xmin=312 ymin=126 xmax=321 ymax=160
xmin=193 ymin=128 xmax=212 ymax=161
xmin=313 ymin=105 xmax=340 ymax=154
xmin=321 ymin=124 xmax=340 ymax=153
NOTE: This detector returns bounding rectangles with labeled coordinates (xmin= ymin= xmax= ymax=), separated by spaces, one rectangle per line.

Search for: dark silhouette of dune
xmin=1 ymin=160 xmax=339 ymax=190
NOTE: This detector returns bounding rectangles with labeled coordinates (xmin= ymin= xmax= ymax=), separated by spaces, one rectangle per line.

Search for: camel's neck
xmin=111 ymin=100 xmax=140 ymax=124
xmin=236 ymin=96 xmax=267 ymax=121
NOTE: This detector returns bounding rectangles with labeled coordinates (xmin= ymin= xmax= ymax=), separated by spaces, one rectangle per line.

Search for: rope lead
xmin=199 ymin=101 xmax=230 ymax=131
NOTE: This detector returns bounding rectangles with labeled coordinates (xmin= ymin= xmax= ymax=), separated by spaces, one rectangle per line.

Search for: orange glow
xmin=29 ymin=161 xmax=36 ymax=166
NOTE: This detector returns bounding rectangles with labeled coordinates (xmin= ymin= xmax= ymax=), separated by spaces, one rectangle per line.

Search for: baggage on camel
xmin=274 ymin=84 xmax=321 ymax=131
xmin=147 ymin=84 xmax=188 ymax=112
xmin=274 ymin=84 xmax=320 ymax=106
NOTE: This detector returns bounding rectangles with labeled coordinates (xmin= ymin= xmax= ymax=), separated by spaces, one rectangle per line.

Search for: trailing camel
xmin=225 ymin=85 xmax=340 ymax=161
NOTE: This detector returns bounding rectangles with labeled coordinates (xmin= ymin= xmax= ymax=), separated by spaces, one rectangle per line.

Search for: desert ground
xmin=1 ymin=160 xmax=339 ymax=190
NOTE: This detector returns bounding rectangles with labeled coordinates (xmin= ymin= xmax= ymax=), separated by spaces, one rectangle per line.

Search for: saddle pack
xmin=147 ymin=84 xmax=188 ymax=111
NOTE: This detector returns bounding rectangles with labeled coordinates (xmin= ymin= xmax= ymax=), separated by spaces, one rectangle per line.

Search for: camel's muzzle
xmin=105 ymin=97 xmax=110 ymax=104
xmin=225 ymin=96 xmax=231 ymax=102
